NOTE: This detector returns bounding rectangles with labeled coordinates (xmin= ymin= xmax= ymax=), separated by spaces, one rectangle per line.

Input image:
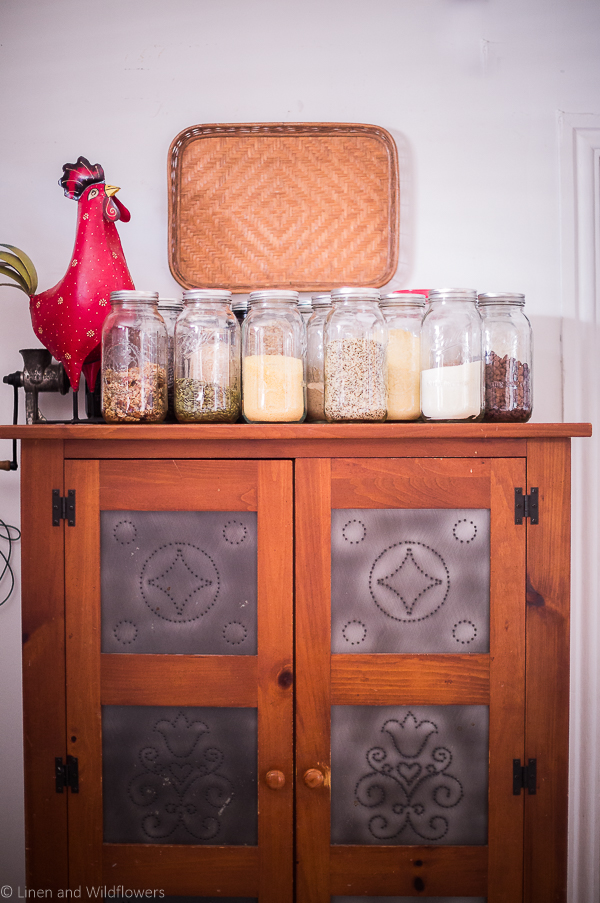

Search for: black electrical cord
xmin=0 ymin=518 xmax=21 ymax=607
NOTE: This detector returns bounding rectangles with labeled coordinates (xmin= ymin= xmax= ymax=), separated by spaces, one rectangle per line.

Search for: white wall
xmin=0 ymin=0 xmax=598 ymax=895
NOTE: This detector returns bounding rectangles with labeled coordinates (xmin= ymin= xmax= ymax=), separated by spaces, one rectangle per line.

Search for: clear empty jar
xmin=298 ymin=295 xmax=313 ymax=325
xmin=324 ymin=287 xmax=386 ymax=422
xmin=380 ymin=292 xmax=425 ymax=421
xmin=101 ymin=290 xmax=168 ymax=422
xmin=242 ymin=290 xmax=306 ymax=423
xmin=420 ymin=288 xmax=483 ymax=422
xmin=174 ymin=289 xmax=241 ymax=423
xmin=306 ymin=293 xmax=332 ymax=422
xmin=478 ymin=292 xmax=532 ymax=422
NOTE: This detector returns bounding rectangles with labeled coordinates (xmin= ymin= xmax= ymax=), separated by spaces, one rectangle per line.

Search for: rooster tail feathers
xmin=0 ymin=244 xmax=38 ymax=295
xmin=60 ymin=156 xmax=105 ymax=200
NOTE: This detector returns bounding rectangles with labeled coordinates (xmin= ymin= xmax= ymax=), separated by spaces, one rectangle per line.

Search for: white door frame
xmin=559 ymin=112 xmax=600 ymax=903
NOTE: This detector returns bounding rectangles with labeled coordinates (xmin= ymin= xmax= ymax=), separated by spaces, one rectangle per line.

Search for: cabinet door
xmin=64 ymin=459 xmax=293 ymax=902
xmin=296 ymin=457 xmax=526 ymax=903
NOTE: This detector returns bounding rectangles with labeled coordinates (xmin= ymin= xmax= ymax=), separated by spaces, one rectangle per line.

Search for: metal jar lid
xmin=183 ymin=289 xmax=233 ymax=302
xmin=477 ymin=292 xmax=525 ymax=306
xmin=297 ymin=296 xmax=313 ymax=312
xmin=311 ymin=293 xmax=332 ymax=307
xmin=158 ymin=297 xmax=184 ymax=309
xmin=380 ymin=292 xmax=426 ymax=308
xmin=110 ymin=290 xmax=159 ymax=303
xmin=428 ymin=288 xmax=477 ymax=303
xmin=330 ymin=287 xmax=381 ymax=302
xmin=231 ymin=297 xmax=249 ymax=312
xmin=248 ymin=290 xmax=299 ymax=304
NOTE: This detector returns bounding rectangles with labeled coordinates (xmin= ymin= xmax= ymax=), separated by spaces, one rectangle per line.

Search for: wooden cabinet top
xmin=0 ymin=422 xmax=592 ymax=441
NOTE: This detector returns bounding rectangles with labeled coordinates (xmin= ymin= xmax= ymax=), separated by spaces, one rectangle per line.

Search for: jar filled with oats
xmin=306 ymin=293 xmax=332 ymax=422
xmin=379 ymin=292 xmax=425 ymax=421
xmin=101 ymin=291 xmax=168 ymax=423
xmin=478 ymin=292 xmax=532 ymax=422
xmin=174 ymin=289 xmax=241 ymax=423
xmin=242 ymin=290 xmax=306 ymax=423
xmin=324 ymin=287 xmax=387 ymax=422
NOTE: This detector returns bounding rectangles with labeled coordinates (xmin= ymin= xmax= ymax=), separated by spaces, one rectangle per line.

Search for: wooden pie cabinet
xmin=2 ymin=421 xmax=591 ymax=903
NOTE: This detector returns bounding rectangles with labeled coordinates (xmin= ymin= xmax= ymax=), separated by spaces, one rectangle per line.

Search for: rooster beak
xmin=105 ymin=185 xmax=120 ymax=197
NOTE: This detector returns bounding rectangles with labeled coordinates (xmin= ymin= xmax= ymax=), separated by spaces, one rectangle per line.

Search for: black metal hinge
xmin=513 ymin=757 xmax=537 ymax=795
xmin=514 ymin=487 xmax=539 ymax=525
xmin=52 ymin=489 xmax=76 ymax=526
xmin=55 ymin=755 xmax=79 ymax=793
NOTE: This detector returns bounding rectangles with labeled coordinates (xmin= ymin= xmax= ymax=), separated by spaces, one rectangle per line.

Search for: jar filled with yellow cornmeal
xmin=379 ymin=292 xmax=426 ymax=421
xmin=242 ymin=290 xmax=306 ymax=422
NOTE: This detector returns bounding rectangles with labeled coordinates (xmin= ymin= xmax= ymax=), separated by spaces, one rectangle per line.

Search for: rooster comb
xmin=59 ymin=156 xmax=105 ymax=200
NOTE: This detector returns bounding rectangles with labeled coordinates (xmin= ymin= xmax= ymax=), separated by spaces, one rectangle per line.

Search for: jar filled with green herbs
xmin=174 ymin=289 xmax=241 ymax=423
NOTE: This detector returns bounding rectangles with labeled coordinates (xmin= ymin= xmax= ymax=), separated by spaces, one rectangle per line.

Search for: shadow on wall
xmin=528 ymin=315 xmax=563 ymax=423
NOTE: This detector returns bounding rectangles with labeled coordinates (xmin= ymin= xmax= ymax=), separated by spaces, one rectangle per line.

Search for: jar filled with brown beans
xmin=478 ymin=293 xmax=532 ymax=422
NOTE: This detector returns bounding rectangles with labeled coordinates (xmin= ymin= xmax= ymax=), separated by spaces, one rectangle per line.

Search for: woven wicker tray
xmin=168 ymin=122 xmax=399 ymax=293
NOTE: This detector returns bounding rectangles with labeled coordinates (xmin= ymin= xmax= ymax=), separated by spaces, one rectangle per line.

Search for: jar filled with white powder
xmin=242 ymin=290 xmax=306 ymax=422
xmin=379 ymin=292 xmax=426 ymax=420
xmin=420 ymin=288 xmax=483 ymax=422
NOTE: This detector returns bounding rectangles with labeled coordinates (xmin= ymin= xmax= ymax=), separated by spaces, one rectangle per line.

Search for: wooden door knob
xmin=303 ymin=768 xmax=324 ymax=789
xmin=265 ymin=769 xmax=286 ymax=790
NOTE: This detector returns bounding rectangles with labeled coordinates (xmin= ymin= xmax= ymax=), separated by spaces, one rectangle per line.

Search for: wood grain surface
xmin=331 ymin=456 xmax=491 ymax=508
xmin=20 ymin=439 xmax=68 ymax=891
xmin=99 ymin=459 xmax=258 ymax=509
xmin=64 ymin=459 xmax=103 ymax=887
xmin=0 ymin=421 xmax=591 ymax=440
xmin=101 ymin=654 xmax=258 ymax=706
xmin=295 ymin=458 xmax=332 ymax=903
xmin=330 ymin=844 xmax=488 ymax=895
xmin=331 ymin=654 xmax=490 ymax=704
xmin=102 ymin=843 xmax=258 ymax=894
xmin=256 ymin=460 xmax=294 ymax=903
xmin=524 ymin=438 xmax=571 ymax=903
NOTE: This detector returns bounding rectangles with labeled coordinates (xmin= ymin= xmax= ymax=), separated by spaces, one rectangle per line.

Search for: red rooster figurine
xmin=0 ymin=156 xmax=134 ymax=390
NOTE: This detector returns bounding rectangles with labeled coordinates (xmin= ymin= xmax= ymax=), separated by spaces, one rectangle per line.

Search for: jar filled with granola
xmin=324 ymin=287 xmax=386 ymax=422
xmin=306 ymin=293 xmax=331 ymax=421
xmin=420 ymin=288 xmax=483 ymax=422
xmin=478 ymin=292 xmax=532 ymax=422
xmin=158 ymin=298 xmax=183 ymax=419
xmin=242 ymin=290 xmax=306 ymax=423
xmin=379 ymin=292 xmax=425 ymax=421
xmin=101 ymin=290 xmax=168 ymax=423
xmin=174 ymin=289 xmax=241 ymax=423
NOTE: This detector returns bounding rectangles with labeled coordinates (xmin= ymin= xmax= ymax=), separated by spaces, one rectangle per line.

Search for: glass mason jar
xmin=478 ymin=292 xmax=532 ymax=422
xmin=297 ymin=295 xmax=313 ymax=325
xmin=242 ymin=290 xmax=306 ymax=423
xmin=232 ymin=296 xmax=249 ymax=326
xmin=324 ymin=287 xmax=387 ymax=422
xmin=379 ymin=292 xmax=425 ymax=421
xmin=420 ymin=288 xmax=483 ymax=422
xmin=174 ymin=289 xmax=241 ymax=423
xmin=101 ymin=290 xmax=168 ymax=423
xmin=158 ymin=298 xmax=184 ymax=419
xmin=306 ymin=293 xmax=332 ymax=422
